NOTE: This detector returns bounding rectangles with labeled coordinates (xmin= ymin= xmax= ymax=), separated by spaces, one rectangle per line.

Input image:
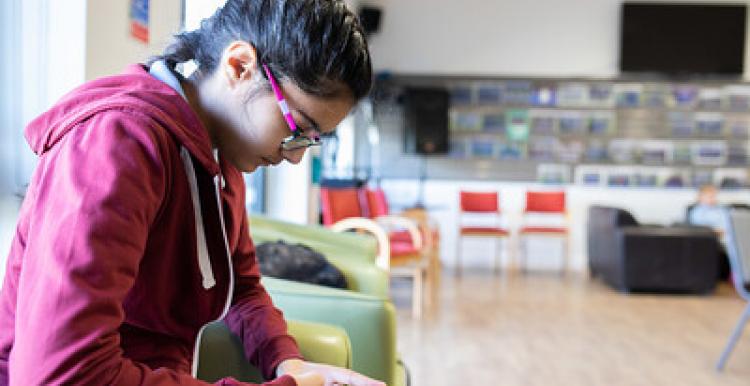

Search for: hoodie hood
xmin=24 ymin=64 xmax=220 ymax=175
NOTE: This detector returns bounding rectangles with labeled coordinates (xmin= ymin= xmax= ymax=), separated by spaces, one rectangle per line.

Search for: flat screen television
xmin=619 ymin=2 xmax=747 ymax=77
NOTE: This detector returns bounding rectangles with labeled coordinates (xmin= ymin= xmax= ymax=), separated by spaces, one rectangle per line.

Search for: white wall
xmin=185 ymin=0 xmax=225 ymax=30
xmin=86 ymin=0 xmax=182 ymax=80
xmin=367 ymin=0 xmax=750 ymax=79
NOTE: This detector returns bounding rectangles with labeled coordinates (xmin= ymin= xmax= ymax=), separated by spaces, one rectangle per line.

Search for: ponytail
xmin=157 ymin=30 xmax=202 ymax=70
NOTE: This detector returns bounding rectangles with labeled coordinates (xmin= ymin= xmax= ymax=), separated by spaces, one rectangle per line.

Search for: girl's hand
xmin=276 ymin=359 xmax=386 ymax=386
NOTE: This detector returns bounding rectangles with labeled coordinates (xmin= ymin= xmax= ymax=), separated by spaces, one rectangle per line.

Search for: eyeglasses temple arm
xmin=262 ymin=64 xmax=298 ymax=132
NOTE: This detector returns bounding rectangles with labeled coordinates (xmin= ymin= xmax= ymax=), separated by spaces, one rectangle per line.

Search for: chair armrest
xmin=330 ymin=217 xmax=391 ymax=270
xmin=323 ymin=256 xmax=390 ymax=298
xmin=263 ymin=277 xmax=398 ymax=386
xmin=398 ymin=209 xmax=440 ymax=249
xmin=374 ymin=215 xmax=423 ymax=250
xmin=288 ymin=320 xmax=351 ymax=369
xmin=195 ymin=319 xmax=351 ymax=384
xmin=671 ymin=221 xmax=714 ymax=229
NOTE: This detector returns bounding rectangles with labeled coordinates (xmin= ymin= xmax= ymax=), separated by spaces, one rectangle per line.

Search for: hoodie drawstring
xmin=180 ymin=147 xmax=216 ymax=290
xmin=183 ymin=146 xmax=237 ymax=378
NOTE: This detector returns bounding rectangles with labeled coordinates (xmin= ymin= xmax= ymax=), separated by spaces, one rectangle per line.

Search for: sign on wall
xmin=129 ymin=0 xmax=149 ymax=43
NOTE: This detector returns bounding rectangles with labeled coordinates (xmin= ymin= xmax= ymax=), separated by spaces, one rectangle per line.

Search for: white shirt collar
xmin=149 ymin=60 xmax=188 ymax=101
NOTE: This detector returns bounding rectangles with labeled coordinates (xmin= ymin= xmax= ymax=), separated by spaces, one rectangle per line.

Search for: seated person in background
xmin=688 ymin=184 xmax=731 ymax=280
xmin=689 ymin=184 xmax=730 ymax=235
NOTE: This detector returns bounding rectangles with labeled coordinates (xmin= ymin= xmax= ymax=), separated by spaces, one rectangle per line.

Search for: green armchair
xmin=249 ymin=215 xmax=406 ymax=386
xmin=196 ymin=319 xmax=351 ymax=383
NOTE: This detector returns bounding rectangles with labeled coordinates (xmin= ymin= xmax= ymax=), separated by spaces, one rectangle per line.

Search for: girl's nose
xmin=282 ymin=147 xmax=307 ymax=164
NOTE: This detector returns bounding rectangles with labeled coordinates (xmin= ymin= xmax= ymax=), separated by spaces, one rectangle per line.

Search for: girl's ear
xmin=220 ymin=41 xmax=258 ymax=88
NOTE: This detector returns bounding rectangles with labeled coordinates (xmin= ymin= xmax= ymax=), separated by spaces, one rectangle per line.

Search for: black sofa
xmin=588 ymin=205 xmax=720 ymax=293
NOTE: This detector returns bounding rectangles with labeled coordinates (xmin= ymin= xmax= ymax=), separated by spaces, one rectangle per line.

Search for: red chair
xmin=322 ymin=187 xmax=424 ymax=265
xmin=456 ymin=191 xmax=511 ymax=276
xmin=366 ymin=189 xmax=420 ymax=260
xmin=518 ymin=190 xmax=568 ymax=273
xmin=320 ymin=186 xmax=429 ymax=318
xmin=365 ymin=188 xmax=438 ymax=256
xmin=365 ymin=188 xmax=390 ymax=218
xmin=366 ymin=188 xmax=441 ymax=290
xmin=320 ymin=187 xmax=369 ymax=226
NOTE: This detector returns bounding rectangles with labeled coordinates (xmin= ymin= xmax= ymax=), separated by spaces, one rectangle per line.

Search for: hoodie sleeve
xmin=224 ymin=211 xmax=304 ymax=381
xmin=10 ymin=111 xmax=295 ymax=386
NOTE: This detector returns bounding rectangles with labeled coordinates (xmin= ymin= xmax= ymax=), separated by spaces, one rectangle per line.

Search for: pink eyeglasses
xmin=262 ymin=64 xmax=321 ymax=151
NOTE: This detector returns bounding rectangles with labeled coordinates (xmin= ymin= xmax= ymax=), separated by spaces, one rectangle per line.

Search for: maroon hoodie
xmin=0 ymin=65 xmax=301 ymax=385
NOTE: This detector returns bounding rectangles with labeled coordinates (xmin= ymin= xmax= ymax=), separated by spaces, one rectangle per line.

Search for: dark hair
xmin=156 ymin=0 xmax=372 ymax=100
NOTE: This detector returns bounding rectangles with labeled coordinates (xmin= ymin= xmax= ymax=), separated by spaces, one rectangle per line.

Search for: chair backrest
xmin=587 ymin=206 xmax=619 ymax=274
xmin=365 ymin=188 xmax=390 ymax=218
xmin=614 ymin=208 xmax=638 ymax=227
xmin=725 ymin=209 xmax=750 ymax=300
xmin=587 ymin=206 xmax=638 ymax=233
xmin=525 ymin=191 xmax=566 ymax=213
xmin=685 ymin=202 xmax=697 ymax=223
xmin=729 ymin=203 xmax=750 ymax=211
xmin=459 ymin=191 xmax=500 ymax=213
xmin=320 ymin=187 xmax=368 ymax=226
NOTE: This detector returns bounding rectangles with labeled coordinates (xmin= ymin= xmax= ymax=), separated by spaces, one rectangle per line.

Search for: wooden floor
xmin=390 ymin=269 xmax=750 ymax=386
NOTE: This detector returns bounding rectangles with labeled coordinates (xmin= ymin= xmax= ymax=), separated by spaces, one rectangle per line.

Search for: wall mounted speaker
xmin=403 ymin=87 xmax=450 ymax=155
xmin=359 ymin=6 xmax=382 ymax=35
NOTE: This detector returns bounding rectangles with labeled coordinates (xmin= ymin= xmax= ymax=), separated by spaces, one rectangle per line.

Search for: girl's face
xmin=200 ymin=42 xmax=355 ymax=173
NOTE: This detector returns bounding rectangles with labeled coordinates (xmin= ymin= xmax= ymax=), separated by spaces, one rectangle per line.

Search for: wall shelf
xmin=372 ymin=75 xmax=750 ymax=188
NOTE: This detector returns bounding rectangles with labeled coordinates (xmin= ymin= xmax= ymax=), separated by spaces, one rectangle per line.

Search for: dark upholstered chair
xmin=588 ymin=205 xmax=720 ymax=293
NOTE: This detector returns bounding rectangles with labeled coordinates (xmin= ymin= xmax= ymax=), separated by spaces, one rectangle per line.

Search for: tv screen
xmin=620 ymin=3 xmax=747 ymax=76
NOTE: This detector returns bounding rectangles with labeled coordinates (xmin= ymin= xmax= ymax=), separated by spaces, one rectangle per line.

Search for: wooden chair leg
xmin=455 ymin=235 xmax=462 ymax=277
xmin=520 ymin=235 xmax=528 ymax=274
xmin=508 ymin=233 xmax=517 ymax=271
xmin=560 ymin=235 xmax=568 ymax=275
xmin=429 ymin=243 xmax=440 ymax=313
xmin=412 ymin=267 xmax=423 ymax=319
xmin=423 ymin=263 xmax=432 ymax=310
xmin=494 ymin=238 xmax=501 ymax=275
xmin=431 ymin=242 xmax=441 ymax=287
